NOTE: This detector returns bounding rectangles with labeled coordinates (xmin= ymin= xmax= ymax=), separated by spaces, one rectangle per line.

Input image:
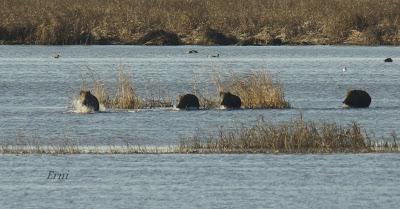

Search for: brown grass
xmin=79 ymin=68 xmax=289 ymax=110
xmin=1 ymin=118 xmax=399 ymax=154
xmin=179 ymin=117 xmax=399 ymax=153
xmin=216 ymin=70 xmax=290 ymax=109
xmin=111 ymin=67 xmax=137 ymax=109
xmin=1 ymin=0 xmax=400 ymax=45
xmin=78 ymin=66 xmax=174 ymax=109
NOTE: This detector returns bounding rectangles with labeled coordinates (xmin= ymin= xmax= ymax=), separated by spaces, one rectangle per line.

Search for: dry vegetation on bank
xmin=1 ymin=0 xmax=400 ymax=45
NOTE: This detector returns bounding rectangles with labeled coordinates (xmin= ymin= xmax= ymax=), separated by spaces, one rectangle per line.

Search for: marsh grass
xmin=81 ymin=69 xmax=290 ymax=110
xmin=78 ymin=66 xmax=174 ymax=110
xmin=1 ymin=119 xmax=399 ymax=154
xmin=111 ymin=67 xmax=137 ymax=109
xmin=216 ymin=70 xmax=290 ymax=109
xmin=179 ymin=117 xmax=400 ymax=154
xmin=1 ymin=0 xmax=400 ymax=45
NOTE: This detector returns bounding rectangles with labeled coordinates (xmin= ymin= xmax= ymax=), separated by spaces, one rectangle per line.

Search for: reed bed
xmin=78 ymin=67 xmax=288 ymax=110
xmin=216 ymin=70 xmax=290 ymax=109
xmin=79 ymin=66 xmax=173 ymax=110
xmin=179 ymin=118 xmax=400 ymax=154
xmin=1 ymin=0 xmax=400 ymax=45
xmin=2 ymin=117 xmax=399 ymax=154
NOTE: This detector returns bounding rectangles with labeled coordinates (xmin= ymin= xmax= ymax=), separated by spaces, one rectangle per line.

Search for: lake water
xmin=1 ymin=46 xmax=400 ymax=208
xmin=1 ymin=45 xmax=400 ymax=145
xmin=1 ymin=154 xmax=399 ymax=209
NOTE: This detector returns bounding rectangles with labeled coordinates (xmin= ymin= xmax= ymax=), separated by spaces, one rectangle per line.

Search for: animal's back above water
xmin=221 ymin=92 xmax=241 ymax=109
xmin=343 ymin=90 xmax=371 ymax=108
xmin=177 ymin=94 xmax=200 ymax=110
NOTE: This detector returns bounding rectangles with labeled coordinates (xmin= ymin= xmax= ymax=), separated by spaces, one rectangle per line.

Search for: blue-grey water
xmin=1 ymin=46 xmax=400 ymax=208
xmin=0 ymin=154 xmax=400 ymax=209
xmin=1 ymin=46 xmax=400 ymax=145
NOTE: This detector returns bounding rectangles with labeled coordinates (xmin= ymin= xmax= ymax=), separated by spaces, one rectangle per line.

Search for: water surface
xmin=1 ymin=46 xmax=400 ymax=145
xmin=0 ymin=154 xmax=399 ymax=209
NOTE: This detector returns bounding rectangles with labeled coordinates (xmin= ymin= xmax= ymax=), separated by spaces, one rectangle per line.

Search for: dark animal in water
xmin=220 ymin=92 xmax=241 ymax=109
xmin=177 ymin=94 xmax=200 ymax=110
xmin=343 ymin=90 xmax=371 ymax=108
xmin=54 ymin=54 xmax=60 ymax=58
xmin=79 ymin=90 xmax=100 ymax=111
xmin=384 ymin=58 xmax=393 ymax=62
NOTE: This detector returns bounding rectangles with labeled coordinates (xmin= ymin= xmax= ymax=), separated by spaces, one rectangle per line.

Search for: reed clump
xmin=1 ymin=0 xmax=400 ymax=45
xmin=111 ymin=68 xmax=137 ymax=109
xmin=216 ymin=70 xmax=290 ymax=109
xmin=179 ymin=117 xmax=399 ymax=153
xmin=79 ymin=66 xmax=173 ymax=110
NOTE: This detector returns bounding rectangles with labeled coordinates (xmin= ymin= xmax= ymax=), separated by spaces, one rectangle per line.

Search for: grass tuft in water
xmin=111 ymin=66 xmax=138 ymax=109
xmin=215 ymin=70 xmax=290 ymax=109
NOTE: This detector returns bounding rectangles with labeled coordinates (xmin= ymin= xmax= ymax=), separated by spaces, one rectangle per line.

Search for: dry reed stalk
xmin=216 ymin=70 xmax=290 ymax=109
xmin=112 ymin=66 xmax=137 ymax=109
xmin=92 ymin=79 xmax=109 ymax=106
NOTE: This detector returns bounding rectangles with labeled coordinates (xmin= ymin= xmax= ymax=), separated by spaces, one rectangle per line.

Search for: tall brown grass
xmin=81 ymin=68 xmax=289 ymax=110
xmin=2 ymin=118 xmax=399 ymax=154
xmin=111 ymin=67 xmax=137 ymax=109
xmin=216 ymin=70 xmax=290 ymax=109
xmin=1 ymin=0 xmax=400 ymax=45
xmin=179 ymin=117 xmax=399 ymax=153
xmin=79 ymin=66 xmax=174 ymax=109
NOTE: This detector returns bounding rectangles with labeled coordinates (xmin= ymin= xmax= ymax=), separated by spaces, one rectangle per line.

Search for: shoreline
xmin=1 ymin=144 xmax=399 ymax=155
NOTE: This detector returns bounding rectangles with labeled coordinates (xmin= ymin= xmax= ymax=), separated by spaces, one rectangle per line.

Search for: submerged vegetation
xmin=1 ymin=0 xmax=400 ymax=45
xmin=1 ymin=117 xmax=399 ymax=154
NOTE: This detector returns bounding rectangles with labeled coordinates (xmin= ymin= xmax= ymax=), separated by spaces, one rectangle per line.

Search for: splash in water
xmin=72 ymin=99 xmax=106 ymax=113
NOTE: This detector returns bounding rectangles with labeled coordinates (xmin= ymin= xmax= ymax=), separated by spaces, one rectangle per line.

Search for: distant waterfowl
xmin=209 ymin=54 xmax=219 ymax=58
xmin=187 ymin=50 xmax=198 ymax=54
xmin=342 ymin=66 xmax=347 ymax=72
xmin=54 ymin=54 xmax=61 ymax=59
xmin=384 ymin=58 xmax=393 ymax=62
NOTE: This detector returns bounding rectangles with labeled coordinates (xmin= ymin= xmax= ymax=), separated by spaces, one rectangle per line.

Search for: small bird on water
xmin=54 ymin=54 xmax=61 ymax=59
xmin=187 ymin=50 xmax=198 ymax=54
xmin=342 ymin=66 xmax=347 ymax=72
xmin=209 ymin=54 xmax=219 ymax=58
